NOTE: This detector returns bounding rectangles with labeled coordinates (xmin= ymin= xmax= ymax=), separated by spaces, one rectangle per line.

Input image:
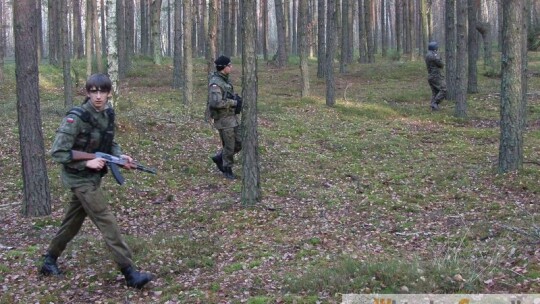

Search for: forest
xmin=1 ymin=0 xmax=540 ymax=303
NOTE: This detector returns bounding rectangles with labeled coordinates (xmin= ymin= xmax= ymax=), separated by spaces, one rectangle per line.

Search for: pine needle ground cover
xmin=0 ymin=55 xmax=539 ymax=303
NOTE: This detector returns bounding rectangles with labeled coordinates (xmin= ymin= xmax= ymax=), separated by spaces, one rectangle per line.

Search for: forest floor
xmin=1 ymin=54 xmax=539 ymax=303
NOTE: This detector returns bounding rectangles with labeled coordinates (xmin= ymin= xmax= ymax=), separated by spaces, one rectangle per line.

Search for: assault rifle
xmin=71 ymin=150 xmax=157 ymax=185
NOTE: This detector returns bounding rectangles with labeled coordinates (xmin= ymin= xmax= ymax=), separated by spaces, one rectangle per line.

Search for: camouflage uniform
xmin=46 ymin=100 xmax=134 ymax=269
xmin=208 ymin=71 xmax=241 ymax=173
xmin=425 ymin=49 xmax=447 ymax=110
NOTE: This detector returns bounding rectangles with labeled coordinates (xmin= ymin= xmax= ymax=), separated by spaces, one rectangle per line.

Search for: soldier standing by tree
xmin=425 ymin=41 xmax=447 ymax=111
xmin=207 ymin=56 xmax=243 ymax=179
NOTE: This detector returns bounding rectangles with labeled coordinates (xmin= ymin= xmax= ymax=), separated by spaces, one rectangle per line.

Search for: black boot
xmin=211 ymin=153 xmax=225 ymax=172
xmin=121 ymin=265 xmax=153 ymax=289
xmin=39 ymin=253 xmax=63 ymax=276
xmin=223 ymin=167 xmax=236 ymax=180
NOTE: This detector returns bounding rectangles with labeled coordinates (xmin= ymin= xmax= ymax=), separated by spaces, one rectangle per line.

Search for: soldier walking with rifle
xmin=207 ymin=55 xmax=243 ymax=179
xmin=39 ymin=74 xmax=154 ymax=289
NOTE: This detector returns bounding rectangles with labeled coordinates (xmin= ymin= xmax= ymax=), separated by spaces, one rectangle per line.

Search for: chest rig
xmin=67 ymin=106 xmax=115 ymax=154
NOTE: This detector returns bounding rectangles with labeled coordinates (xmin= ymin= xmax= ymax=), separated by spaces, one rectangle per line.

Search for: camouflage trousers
xmin=218 ymin=126 xmax=242 ymax=168
xmin=47 ymin=183 xmax=133 ymax=269
xmin=428 ymin=77 xmax=447 ymax=105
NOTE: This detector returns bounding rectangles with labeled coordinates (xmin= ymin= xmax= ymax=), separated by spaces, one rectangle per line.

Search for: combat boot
xmin=121 ymin=265 xmax=153 ymax=289
xmin=431 ymin=102 xmax=440 ymax=111
xmin=39 ymin=253 xmax=63 ymax=276
xmin=223 ymin=167 xmax=236 ymax=180
xmin=211 ymin=153 xmax=225 ymax=172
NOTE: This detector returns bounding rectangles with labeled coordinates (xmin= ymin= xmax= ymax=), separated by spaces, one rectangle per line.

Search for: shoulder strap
xmin=66 ymin=106 xmax=91 ymax=123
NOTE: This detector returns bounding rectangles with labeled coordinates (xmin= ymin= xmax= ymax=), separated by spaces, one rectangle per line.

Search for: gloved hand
xmin=234 ymin=94 xmax=243 ymax=114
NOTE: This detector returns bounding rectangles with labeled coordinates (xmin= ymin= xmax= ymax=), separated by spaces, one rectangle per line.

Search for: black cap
xmin=214 ymin=55 xmax=231 ymax=70
xmin=428 ymin=41 xmax=439 ymax=51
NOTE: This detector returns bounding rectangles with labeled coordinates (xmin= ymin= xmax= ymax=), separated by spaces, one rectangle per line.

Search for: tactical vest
xmin=66 ymin=106 xmax=115 ymax=154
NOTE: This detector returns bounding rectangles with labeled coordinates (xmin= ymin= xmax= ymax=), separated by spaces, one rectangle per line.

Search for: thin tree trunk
xmin=182 ymin=0 xmax=193 ymax=104
xmin=73 ymin=0 xmax=84 ymax=59
xmin=275 ymin=0 xmax=288 ymax=67
xmin=86 ymin=0 xmax=94 ymax=77
xmin=317 ymin=0 xmax=326 ymax=77
xmin=117 ymin=0 xmax=127 ymax=78
xmin=326 ymin=0 xmax=336 ymax=107
xmin=151 ymin=0 xmax=163 ymax=64
xmin=241 ymin=0 xmax=261 ymax=206
xmin=94 ymin=2 xmax=104 ymax=72
xmin=61 ymin=0 xmax=73 ymax=108
xmin=172 ymin=0 xmax=183 ymax=89
xmin=299 ymin=0 xmax=310 ymax=96
xmin=14 ymin=0 xmax=51 ymax=217
xmin=0 ymin=0 xmax=4 ymax=82
xmin=207 ymin=0 xmax=218 ymax=74
xmin=455 ymin=0 xmax=467 ymax=118
xmin=498 ymin=0 xmax=526 ymax=173
xmin=467 ymin=0 xmax=478 ymax=93
xmin=445 ymin=0 xmax=456 ymax=101
xmin=106 ymin=0 xmax=119 ymax=106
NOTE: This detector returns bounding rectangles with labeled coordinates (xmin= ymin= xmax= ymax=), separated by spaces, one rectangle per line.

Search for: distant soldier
xmin=207 ymin=55 xmax=243 ymax=179
xmin=425 ymin=41 xmax=447 ymax=111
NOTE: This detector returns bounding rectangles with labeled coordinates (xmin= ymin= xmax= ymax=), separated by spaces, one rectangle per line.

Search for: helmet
xmin=428 ymin=42 xmax=438 ymax=51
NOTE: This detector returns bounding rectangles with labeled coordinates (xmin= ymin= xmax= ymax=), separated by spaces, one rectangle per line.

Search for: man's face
xmin=87 ymin=87 xmax=110 ymax=111
xmin=222 ymin=63 xmax=232 ymax=75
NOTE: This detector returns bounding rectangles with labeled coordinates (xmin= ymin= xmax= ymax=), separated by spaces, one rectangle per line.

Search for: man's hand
xmin=86 ymin=158 xmax=107 ymax=170
xmin=120 ymin=154 xmax=136 ymax=170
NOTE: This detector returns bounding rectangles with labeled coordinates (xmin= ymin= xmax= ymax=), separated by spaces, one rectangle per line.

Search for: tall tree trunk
xmin=358 ymin=0 xmax=367 ymax=63
xmin=48 ymin=0 xmax=60 ymax=65
xmin=292 ymin=0 xmax=298 ymax=55
xmin=445 ymin=0 xmax=457 ymax=101
xmin=172 ymin=0 xmax=183 ymax=89
xmin=365 ymin=0 xmax=374 ymax=62
xmin=262 ymin=0 xmax=268 ymax=61
xmin=223 ymin=0 xmax=231 ymax=55
xmin=37 ymin=0 xmax=44 ymax=60
xmin=73 ymin=0 xmax=84 ymax=59
xmin=0 ymin=0 xmax=4 ymax=82
xmin=182 ymin=0 xmax=193 ymax=104
xmin=61 ymin=0 xmax=73 ymax=108
xmin=151 ymin=0 xmax=163 ymax=64
xmin=86 ymin=0 xmax=94 ymax=77
xmin=395 ymin=0 xmax=402 ymax=60
xmin=381 ymin=0 xmax=387 ymax=57
xmin=241 ymin=0 xmax=261 ymax=206
xmin=101 ymin=0 xmax=107 ymax=54
xmin=14 ymin=0 xmax=51 ymax=217
xmin=498 ymin=0 xmax=527 ymax=173
xmin=455 ymin=0 xmax=467 ymax=118
xmin=141 ymin=0 xmax=150 ymax=55
xmin=106 ymin=0 xmax=119 ymax=106
xmin=326 ymin=0 xmax=336 ymax=107
xmin=467 ymin=0 xmax=479 ymax=93
xmin=299 ymin=0 xmax=310 ymax=96
xmin=125 ymin=0 xmax=134 ymax=68
xmin=94 ymin=2 xmax=104 ymax=72
xmin=207 ymin=0 xmax=218 ymax=74
xmin=167 ymin=0 xmax=172 ymax=56
xmin=340 ymin=0 xmax=349 ymax=73
xmin=317 ymin=0 xmax=326 ymax=77
xmin=117 ymin=0 xmax=127 ymax=78
xmin=199 ymin=0 xmax=207 ymax=57
xmin=275 ymin=0 xmax=288 ymax=67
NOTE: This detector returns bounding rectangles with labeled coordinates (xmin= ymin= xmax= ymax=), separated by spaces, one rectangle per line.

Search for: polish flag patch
xmin=66 ymin=117 xmax=74 ymax=123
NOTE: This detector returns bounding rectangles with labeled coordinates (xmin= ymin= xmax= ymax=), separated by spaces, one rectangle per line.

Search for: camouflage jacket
xmin=208 ymin=71 xmax=239 ymax=129
xmin=51 ymin=100 xmax=121 ymax=188
xmin=425 ymin=50 xmax=445 ymax=80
